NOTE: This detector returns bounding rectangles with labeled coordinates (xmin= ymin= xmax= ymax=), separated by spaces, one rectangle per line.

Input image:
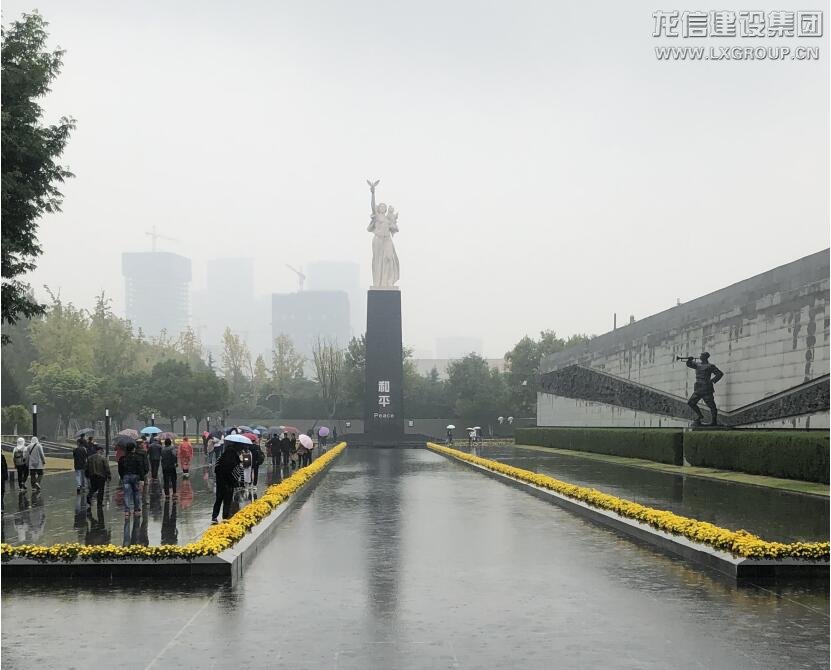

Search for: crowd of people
xmin=1 ymin=426 xmax=333 ymax=540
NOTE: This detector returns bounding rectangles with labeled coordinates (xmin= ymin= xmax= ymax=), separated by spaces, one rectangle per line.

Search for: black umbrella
xmin=75 ymin=428 xmax=94 ymax=438
xmin=113 ymin=434 xmax=136 ymax=448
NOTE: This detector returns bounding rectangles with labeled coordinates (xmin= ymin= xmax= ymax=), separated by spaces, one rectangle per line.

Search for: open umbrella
xmin=118 ymin=429 xmax=140 ymax=439
xmin=282 ymin=425 xmax=300 ymax=434
xmin=241 ymin=432 xmax=258 ymax=442
xmin=268 ymin=426 xmax=281 ymax=434
xmin=252 ymin=429 xmax=261 ymax=436
xmin=159 ymin=432 xmax=176 ymax=441
xmin=113 ymin=434 xmax=136 ymax=448
xmin=254 ymin=425 xmax=268 ymax=433
xmin=141 ymin=426 xmax=162 ymax=435
xmin=446 ymin=424 xmax=456 ymax=430
xmin=237 ymin=425 xmax=253 ymax=433
xmin=298 ymin=434 xmax=313 ymax=450
xmin=473 ymin=426 xmax=482 ymax=431
xmin=75 ymin=428 xmax=94 ymax=438
xmin=318 ymin=427 xmax=330 ymax=437
xmin=202 ymin=431 xmax=210 ymax=438
xmin=225 ymin=433 xmax=252 ymax=445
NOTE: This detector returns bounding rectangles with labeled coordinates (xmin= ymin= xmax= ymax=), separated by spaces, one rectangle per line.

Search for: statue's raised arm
xmin=367 ymin=179 xmax=380 ymax=216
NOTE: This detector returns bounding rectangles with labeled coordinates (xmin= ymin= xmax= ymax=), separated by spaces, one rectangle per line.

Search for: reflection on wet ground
xmin=2 ymin=448 xmax=828 ymax=669
xmin=461 ymin=443 xmax=830 ymax=543
xmin=1 ymin=453 xmax=297 ymax=547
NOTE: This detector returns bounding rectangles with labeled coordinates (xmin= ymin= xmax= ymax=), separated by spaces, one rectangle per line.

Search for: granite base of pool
xmin=432 ymin=448 xmax=829 ymax=581
xmin=1 ymin=453 xmax=334 ymax=586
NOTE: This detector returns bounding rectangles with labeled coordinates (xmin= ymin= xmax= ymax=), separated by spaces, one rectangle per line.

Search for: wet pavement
xmin=2 ymin=447 xmax=829 ymax=669
xmin=1 ymin=453 xmax=292 ymax=547
xmin=461 ymin=443 xmax=830 ymax=543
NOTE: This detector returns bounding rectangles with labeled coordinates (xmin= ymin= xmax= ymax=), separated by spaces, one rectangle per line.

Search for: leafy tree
xmin=504 ymin=330 xmax=590 ymax=415
xmin=182 ymin=369 xmax=228 ymax=433
xmin=176 ymin=326 xmax=206 ymax=371
xmin=311 ymin=337 xmax=344 ymax=418
xmin=1 ymin=12 xmax=75 ymax=340
xmin=221 ymin=327 xmax=252 ymax=404
xmin=446 ymin=353 xmax=510 ymax=426
xmin=28 ymin=289 xmax=92 ymax=370
xmin=89 ymin=292 xmax=136 ymax=380
xmin=27 ymin=362 xmax=99 ymax=428
xmin=149 ymin=359 xmax=191 ymax=430
xmin=1 ymin=404 xmax=32 ymax=434
xmin=270 ymin=333 xmax=305 ymax=390
xmin=404 ymin=365 xmax=452 ymax=418
xmin=341 ymin=335 xmax=366 ymax=416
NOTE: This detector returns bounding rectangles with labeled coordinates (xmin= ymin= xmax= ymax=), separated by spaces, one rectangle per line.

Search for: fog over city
xmin=4 ymin=0 xmax=828 ymax=356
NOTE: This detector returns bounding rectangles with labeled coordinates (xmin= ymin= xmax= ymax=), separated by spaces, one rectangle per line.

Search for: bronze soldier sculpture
xmin=678 ymin=352 xmax=724 ymax=426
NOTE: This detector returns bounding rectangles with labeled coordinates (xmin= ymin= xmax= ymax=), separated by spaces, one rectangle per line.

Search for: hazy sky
xmin=4 ymin=0 xmax=829 ymax=357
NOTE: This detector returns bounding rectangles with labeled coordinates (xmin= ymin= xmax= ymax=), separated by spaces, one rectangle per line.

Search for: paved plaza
xmin=2 ymin=447 xmax=828 ymax=669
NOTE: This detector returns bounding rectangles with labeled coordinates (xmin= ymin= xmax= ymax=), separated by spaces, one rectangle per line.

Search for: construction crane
xmin=285 ymin=264 xmax=306 ymax=292
xmin=145 ymin=225 xmax=181 ymax=252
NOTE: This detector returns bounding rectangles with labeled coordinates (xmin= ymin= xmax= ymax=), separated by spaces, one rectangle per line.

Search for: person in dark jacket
xmin=212 ymin=445 xmax=241 ymax=523
xmin=250 ymin=441 xmax=264 ymax=490
xmin=85 ymin=445 xmax=111 ymax=507
xmin=279 ymin=433 xmax=292 ymax=471
xmin=147 ymin=437 xmax=163 ymax=479
xmin=73 ymin=441 xmax=89 ymax=493
xmin=267 ymin=433 xmax=281 ymax=474
xmin=121 ymin=443 xmax=147 ymax=516
xmin=160 ymin=438 xmax=178 ymax=498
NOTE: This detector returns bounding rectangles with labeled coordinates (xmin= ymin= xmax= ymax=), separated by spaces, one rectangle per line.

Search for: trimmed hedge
xmin=515 ymin=428 xmax=684 ymax=465
xmin=684 ymin=431 xmax=830 ymax=484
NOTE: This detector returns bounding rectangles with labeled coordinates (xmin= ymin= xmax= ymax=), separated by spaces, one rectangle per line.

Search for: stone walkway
xmin=2 ymin=447 xmax=828 ymax=669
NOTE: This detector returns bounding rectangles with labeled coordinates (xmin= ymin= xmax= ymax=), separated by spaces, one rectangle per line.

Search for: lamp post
xmin=182 ymin=416 xmax=187 ymax=440
xmin=105 ymin=408 xmax=111 ymax=457
xmin=31 ymin=404 xmax=38 ymax=438
xmin=151 ymin=412 xmax=155 ymax=427
xmin=207 ymin=416 xmax=211 ymax=433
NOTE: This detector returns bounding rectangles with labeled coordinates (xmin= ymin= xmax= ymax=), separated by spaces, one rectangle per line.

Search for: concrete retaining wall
xmin=539 ymin=250 xmax=830 ymax=428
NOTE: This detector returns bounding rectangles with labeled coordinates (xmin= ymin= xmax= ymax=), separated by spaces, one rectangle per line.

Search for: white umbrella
xmin=446 ymin=424 xmax=455 ymax=430
xmin=473 ymin=426 xmax=482 ymax=430
xmin=224 ymin=434 xmax=252 ymax=445
xmin=298 ymin=434 xmax=313 ymax=450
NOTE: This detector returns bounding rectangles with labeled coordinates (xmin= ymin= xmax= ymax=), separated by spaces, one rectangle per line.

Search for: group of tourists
xmin=209 ymin=427 xmax=322 ymax=524
xmin=112 ymin=436 xmax=194 ymax=516
xmin=10 ymin=437 xmax=46 ymax=493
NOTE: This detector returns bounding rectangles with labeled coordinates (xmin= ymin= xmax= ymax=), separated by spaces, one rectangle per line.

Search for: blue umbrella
xmin=141 ymin=426 xmax=162 ymax=434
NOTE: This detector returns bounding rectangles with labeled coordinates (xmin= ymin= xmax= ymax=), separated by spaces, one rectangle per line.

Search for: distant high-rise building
xmin=192 ymin=257 xmax=260 ymax=354
xmin=272 ymin=291 xmax=350 ymax=358
xmin=122 ymin=252 xmax=192 ymax=338
xmin=436 ymin=337 xmax=483 ymax=358
xmin=305 ymin=261 xmax=361 ymax=337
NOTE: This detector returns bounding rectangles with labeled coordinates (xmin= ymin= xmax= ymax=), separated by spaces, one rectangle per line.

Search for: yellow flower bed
xmin=427 ymin=442 xmax=829 ymax=561
xmin=1 ymin=442 xmax=347 ymax=564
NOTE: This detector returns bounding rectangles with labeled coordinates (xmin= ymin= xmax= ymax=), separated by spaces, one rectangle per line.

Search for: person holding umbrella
xmin=212 ymin=436 xmax=248 ymax=523
xmin=147 ymin=436 xmax=163 ymax=480
xmin=73 ymin=438 xmax=89 ymax=493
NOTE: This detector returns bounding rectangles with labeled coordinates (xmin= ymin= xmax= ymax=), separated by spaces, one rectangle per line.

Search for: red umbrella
xmin=281 ymin=425 xmax=300 ymax=434
xmin=241 ymin=432 xmax=259 ymax=442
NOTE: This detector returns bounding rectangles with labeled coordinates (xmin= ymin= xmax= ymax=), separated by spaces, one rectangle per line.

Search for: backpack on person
xmin=242 ymin=450 xmax=252 ymax=468
xmin=13 ymin=449 xmax=26 ymax=467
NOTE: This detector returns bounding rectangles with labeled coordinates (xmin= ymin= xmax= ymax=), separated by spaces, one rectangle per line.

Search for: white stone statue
xmin=366 ymin=179 xmax=400 ymax=288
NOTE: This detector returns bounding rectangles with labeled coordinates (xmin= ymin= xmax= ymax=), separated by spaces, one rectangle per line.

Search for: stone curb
xmin=433 ymin=449 xmax=829 ymax=581
xmin=1 ymin=453 xmax=339 ymax=585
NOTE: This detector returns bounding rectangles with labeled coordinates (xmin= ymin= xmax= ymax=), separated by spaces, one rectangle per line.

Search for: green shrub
xmin=515 ymin=427 xmax=684 ymax=465
xmin=683 ymin=431 xmax=830 ymax=484
xmin=1 ymin=405 xmax=32 ymax=435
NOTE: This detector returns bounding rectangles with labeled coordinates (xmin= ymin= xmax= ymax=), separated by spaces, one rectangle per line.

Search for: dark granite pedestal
xmin=364 ymin=289 xmax=404 ymax=446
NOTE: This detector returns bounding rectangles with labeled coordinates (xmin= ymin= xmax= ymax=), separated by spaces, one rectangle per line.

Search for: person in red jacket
xmin=178 ymin=437 xmax=194 ymax=479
